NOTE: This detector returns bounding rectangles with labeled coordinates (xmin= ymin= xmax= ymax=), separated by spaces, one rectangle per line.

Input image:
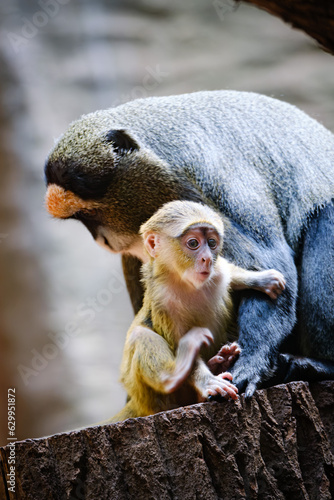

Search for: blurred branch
xmin=242 ymin=0 xmax=334 ymax=54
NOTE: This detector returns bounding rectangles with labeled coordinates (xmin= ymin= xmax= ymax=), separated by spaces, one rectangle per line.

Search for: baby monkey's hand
xmin=207 ymin=341 xmax=241 ymax=375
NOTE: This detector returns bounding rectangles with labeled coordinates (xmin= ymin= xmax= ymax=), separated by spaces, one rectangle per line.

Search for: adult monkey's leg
xmin=122 ymin=254 xmax=145 ymax=314
xmin=230 ymin=239 xmax=298 ymax=397
xmin=298 ymin=203 xmax=334 ymax=362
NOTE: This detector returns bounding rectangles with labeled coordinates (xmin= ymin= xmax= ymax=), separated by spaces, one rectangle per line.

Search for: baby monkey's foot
xmin=207 ymin=341 xmax=241 ymax=375
xmin=203 ymin=372 xmax=239 ymax=401
xmin=254 ymin=269 xmax=286 ymax=299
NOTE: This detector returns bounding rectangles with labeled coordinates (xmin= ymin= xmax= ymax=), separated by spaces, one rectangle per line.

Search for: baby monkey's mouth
xmin=197 ymin=271 xmax=211 ymax=280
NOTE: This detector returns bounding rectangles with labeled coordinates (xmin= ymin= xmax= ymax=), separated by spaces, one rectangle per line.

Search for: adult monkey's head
xmin=44 ymin=122 xmax=196 ymax=262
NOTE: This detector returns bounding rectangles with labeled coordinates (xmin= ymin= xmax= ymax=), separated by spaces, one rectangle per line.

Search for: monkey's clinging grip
xmin=44 ymin=90 xmax=334 ymax=404
xmin=105 ymin=201 xmax=289 ymax=421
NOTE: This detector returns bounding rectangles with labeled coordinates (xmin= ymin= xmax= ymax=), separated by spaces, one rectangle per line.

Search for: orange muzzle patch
xmin=45 ymin=184 xmax=99 ymax=218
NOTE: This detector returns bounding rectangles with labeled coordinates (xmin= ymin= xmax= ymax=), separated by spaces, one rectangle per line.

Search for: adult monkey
xmin=44 ymin=91 xmax=334 ymax=397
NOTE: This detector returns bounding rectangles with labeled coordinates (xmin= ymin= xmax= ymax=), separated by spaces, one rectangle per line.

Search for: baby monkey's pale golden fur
xmin=109 ymin=201 xmax=285 ymax=422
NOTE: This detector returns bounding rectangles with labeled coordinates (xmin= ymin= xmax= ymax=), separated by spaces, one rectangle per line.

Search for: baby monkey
xmin=110 ymin=201 xmax=285 ymax=422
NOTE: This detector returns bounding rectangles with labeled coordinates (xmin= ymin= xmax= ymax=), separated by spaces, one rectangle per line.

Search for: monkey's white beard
xmin=125 ymin=239 xmax=149 ymax=262
xmin=96 ymin=228 xmax=148 ymax=263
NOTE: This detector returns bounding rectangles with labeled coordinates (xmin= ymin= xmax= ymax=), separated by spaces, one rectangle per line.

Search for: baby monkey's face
xmin=180 ymin=226 xmax=221 ymax=288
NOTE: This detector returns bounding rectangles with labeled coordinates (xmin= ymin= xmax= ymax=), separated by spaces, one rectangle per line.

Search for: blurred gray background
xmin=0 ymin=0 xmax=333 ymax=445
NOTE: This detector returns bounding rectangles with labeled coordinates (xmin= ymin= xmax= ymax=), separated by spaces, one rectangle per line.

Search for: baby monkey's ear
xmin=143 ymin=231 xmax=160 ymax=258
xmin=105 ymin=129 xmax=140 ymax=155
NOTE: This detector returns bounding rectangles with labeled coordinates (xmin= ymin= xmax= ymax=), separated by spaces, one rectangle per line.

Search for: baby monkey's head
xmin=140 ymin=201 xmax=224 ymax=289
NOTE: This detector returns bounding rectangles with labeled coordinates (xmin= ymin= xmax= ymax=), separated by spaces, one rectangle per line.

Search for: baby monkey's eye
xmin=186 ymin=238 xmax=200 ymax=250
xmin=208 ymin=238 xmax=218 ymax=249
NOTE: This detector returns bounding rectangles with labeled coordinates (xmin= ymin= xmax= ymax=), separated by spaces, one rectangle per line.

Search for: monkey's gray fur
xmin=45 ymin=91 xmax=334 ymax=397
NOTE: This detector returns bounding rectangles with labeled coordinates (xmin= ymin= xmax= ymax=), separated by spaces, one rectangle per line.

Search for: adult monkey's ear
xmin=105 ymin=129 xmax=140 ymax=155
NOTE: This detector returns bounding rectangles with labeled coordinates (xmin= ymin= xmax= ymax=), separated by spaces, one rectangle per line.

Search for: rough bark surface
xmin=1 ymin=381 xmax=334 ymax=499
xmin=243 ymin=0 xmax=334 ymax=54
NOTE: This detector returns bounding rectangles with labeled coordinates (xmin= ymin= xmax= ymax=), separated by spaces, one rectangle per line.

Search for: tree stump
xmin=1 ymin=380 xmax=334 ymax=499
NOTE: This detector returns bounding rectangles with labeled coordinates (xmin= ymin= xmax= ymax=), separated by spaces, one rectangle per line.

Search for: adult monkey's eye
xmin=80 ymin=208 xmax=98 ymax=218
xmin=88 ymin=208 xmax=98 ymax=217
xmin=186 ymin=238 xmax=200 ymax=250
xmin=208 ymin=238 xmax=218 ymax=249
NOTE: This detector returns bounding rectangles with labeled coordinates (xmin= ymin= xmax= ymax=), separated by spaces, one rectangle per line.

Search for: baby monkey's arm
xmin=163 ymin=331 xmax=240 ymax=401
xmin=229 ymin=264 xmax=286 ymax=300
xmin=162 ymin=327 xmax=214 ymax=393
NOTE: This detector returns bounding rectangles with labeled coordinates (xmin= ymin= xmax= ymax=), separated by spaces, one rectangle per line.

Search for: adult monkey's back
xmin=45 ymin=91 xmax=334 ymax=397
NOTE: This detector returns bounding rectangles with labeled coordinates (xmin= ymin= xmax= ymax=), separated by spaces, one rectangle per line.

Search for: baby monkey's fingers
xmin=207 ymin=342 xmax=241 ymax=375
xmin=206 ymin=374 xmax=239 ymax=401
xmin=257 ymin=269 xmax=286 ymax=300
xmin=217 ymin=342 xmax=241 ymax=357
xmin=219 ymin=371 xmax=233 ymax=381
